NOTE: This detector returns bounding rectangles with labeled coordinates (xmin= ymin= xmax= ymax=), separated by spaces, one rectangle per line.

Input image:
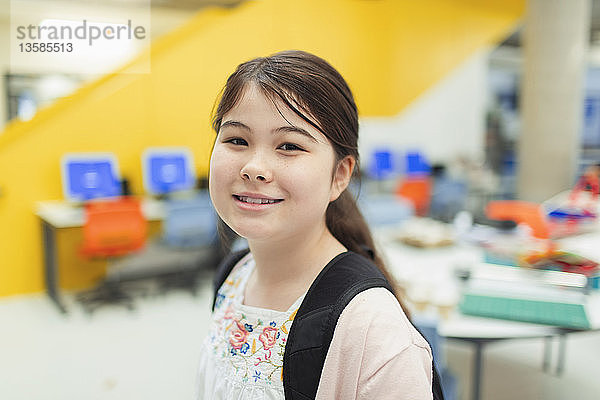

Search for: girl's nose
xmin=240 ymin=154 xmax=273 ymax=183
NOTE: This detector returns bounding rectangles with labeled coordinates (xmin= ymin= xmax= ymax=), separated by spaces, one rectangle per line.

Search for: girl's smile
xmin=233 ymin=192 xmax=284 ymax=211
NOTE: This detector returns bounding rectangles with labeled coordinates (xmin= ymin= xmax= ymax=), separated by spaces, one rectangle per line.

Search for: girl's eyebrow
xmin=272 ymin=126 xmax=318 ymax=142
xmin=220 ymin=120 xmax=318 ymax=142
xmin=220 ymin=120 xmax=249 ymax=131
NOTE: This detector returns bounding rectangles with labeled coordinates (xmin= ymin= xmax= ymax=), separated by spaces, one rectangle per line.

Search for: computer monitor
xmin=368 ymin=149 xmax=395 ymax=179
xmin=61 ymin=153 xmax=122 ymax=202
xmin=142 ymin=147 xmax=196 ymax=195
xmin=405 ymin=151 xmax=430 ymax=176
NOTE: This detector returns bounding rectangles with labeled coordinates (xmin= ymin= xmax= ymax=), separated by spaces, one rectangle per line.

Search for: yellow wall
xmin=0 ymin=0 xmax=524 ymax=296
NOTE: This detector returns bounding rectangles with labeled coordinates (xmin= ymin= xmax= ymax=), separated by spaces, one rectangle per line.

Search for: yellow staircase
xmin=0 ymin=0 xmax=524 ymax=296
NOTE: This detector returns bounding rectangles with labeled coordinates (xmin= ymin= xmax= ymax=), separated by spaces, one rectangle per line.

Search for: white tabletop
xmin=35 ymin=198 xmax=165 ymax=228
xmin=438 ymin=313 xmax=568 ymax=339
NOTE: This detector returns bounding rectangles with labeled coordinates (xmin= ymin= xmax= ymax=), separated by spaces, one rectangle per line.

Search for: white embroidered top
xmin=196 ymin=253 xmax=433 ymax=400
xmin=195 ymin=254 xmax=302 ymax=399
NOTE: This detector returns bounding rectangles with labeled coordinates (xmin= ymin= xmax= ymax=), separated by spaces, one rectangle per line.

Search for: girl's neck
xmin=243 ymin=224 xmax=346 ymax=310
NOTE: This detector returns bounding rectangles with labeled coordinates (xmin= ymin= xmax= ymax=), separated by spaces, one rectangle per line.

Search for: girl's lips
xmin=232 ymin=194 xmax=283 ymax=210
xmin=233 ymin=194 xmax=283 ymax=204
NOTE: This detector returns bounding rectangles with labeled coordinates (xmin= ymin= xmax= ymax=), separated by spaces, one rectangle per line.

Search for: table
xmin=374 ymin=226 xmax=600 ymax=400
xmin=35 ymin=199 xmax=165 ymax=314
xmin=438 ymin=314 xmax=581 ymax=400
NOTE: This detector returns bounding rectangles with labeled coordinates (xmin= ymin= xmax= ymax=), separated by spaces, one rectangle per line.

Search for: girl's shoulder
xmin=323 ymin=286 xmax=432 ymax=383
xmin=338 ymin=287 xmax=431 ymax=354
xmin=317 ymin=287 xmax=433 ymax=399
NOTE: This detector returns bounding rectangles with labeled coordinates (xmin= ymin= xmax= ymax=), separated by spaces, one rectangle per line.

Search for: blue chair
xmin=430 ymin=178 xmax=468 ymax=222
xmin=162 ymin=192 xmax=217 ymax=249
xmin=156 ymin=191 xmax=220 ymax=294
xmin=357 ymin=193 xmax=414 ymax=228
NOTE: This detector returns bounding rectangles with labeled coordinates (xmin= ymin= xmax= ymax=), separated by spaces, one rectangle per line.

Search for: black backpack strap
xmin=282 ymin=251 xmax=393 ymax=399
xmin=431 ymin=362 xmax=445 ymax=400
xmin=211 ymin=248 xmax=250 ymax=311
xmin=282 ymin=251 xmax=445 ymax=400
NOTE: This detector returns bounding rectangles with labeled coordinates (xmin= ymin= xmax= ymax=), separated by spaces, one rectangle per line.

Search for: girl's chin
xmin=228 ymin=223 xmax=276 ymax=242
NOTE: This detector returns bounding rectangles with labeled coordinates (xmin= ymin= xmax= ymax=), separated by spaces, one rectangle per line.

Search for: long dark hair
xmin=211 ymin=50 xmax=407 ymax=310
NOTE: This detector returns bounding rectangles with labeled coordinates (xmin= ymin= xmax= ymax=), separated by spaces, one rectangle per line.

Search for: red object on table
xmin=485 ymin=200 xmax=550 ymax=239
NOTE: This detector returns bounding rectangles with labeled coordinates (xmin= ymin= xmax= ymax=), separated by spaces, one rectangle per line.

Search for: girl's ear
xmin=330 ymin=156 xmax=356 ymax=202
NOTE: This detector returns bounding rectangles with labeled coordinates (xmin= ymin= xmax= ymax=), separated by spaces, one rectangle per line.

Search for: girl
xmin=196 ymin=50 xmax=434 ymax=399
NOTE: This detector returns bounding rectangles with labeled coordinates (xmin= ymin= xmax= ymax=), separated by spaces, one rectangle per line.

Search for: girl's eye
xmin=224 ymin=137 xmax=247 ymax=146
xmin=278 ymin=143 xmax=304 ymax=152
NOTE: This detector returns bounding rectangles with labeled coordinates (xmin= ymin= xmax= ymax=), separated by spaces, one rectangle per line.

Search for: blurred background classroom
xmin=1 ymin=0 xmax=600 ymax=399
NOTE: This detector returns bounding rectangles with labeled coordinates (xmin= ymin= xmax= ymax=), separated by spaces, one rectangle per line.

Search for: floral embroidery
xmin=214 ymin=292 xmax=226 ymax=309
xmin=229 ymin=321 xmax=249 ymax=349
xmin=224 ymin=305 xmax=235 ymax=320
xmin=207 ymin=258 xmax=303 ymax=387
xmin=240 ymin=342 xmax=250 ymax=354
xmin=259 ymin=327 xmax=278 ymax=350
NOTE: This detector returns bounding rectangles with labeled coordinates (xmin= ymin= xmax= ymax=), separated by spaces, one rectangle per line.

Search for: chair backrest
xmin=395 ymin=176 xmax=432 ymax=217
xmin=81 ymin=197 xmax=147 ymax=258
xmin=430 ymin=178 xmax=467 ymax=222
xmin=162 ymin=192 xmax=217 ymax=248
xmin=358 ymin=194 xmax=414 ymax=227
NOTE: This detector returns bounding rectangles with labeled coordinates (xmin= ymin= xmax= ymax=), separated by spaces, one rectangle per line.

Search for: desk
xmin=439 ymin=314 xmax=582 ymax=400
xmin=375 ymin=226 xmax=600 ymax=400
xmin=36 ymin=199 xmax=165 ymax=314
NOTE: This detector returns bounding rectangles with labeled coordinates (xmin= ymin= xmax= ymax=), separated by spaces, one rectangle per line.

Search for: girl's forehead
xmin=229 ymin=84 xmax=276 ymax=114
xmin=225 ymin=84 xmax=329 ymax=143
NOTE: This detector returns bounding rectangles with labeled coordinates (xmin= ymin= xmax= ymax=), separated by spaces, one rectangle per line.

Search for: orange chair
xmin=77 ymin=197 xmax=148 ymax=313
xmin=395 ymin=176 xmax=432 ymax=217
xmin=485 ymin=200 xmax=550 ymax=239
xmin=81 ymin=197 xmax=147 ymax=258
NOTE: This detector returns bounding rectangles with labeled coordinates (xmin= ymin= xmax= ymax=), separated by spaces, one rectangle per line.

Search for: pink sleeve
xmin=315 ymin=288 xmax=433 ymax=400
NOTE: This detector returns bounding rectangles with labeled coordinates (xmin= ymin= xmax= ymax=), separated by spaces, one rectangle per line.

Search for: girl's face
xmin=209 ymin=83 xmax=351 ymax=243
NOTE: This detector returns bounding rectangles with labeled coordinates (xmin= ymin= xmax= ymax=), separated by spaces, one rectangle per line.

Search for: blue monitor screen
xmin=371 ymin=150 xmax=394 ymax=178
xmin=62 ymin=155 xmax=122 ymax=202
xmin=405 ymin=151 xmax=430 ymax=175
xmin=143 ymin=148 xmax=195 ymax=195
